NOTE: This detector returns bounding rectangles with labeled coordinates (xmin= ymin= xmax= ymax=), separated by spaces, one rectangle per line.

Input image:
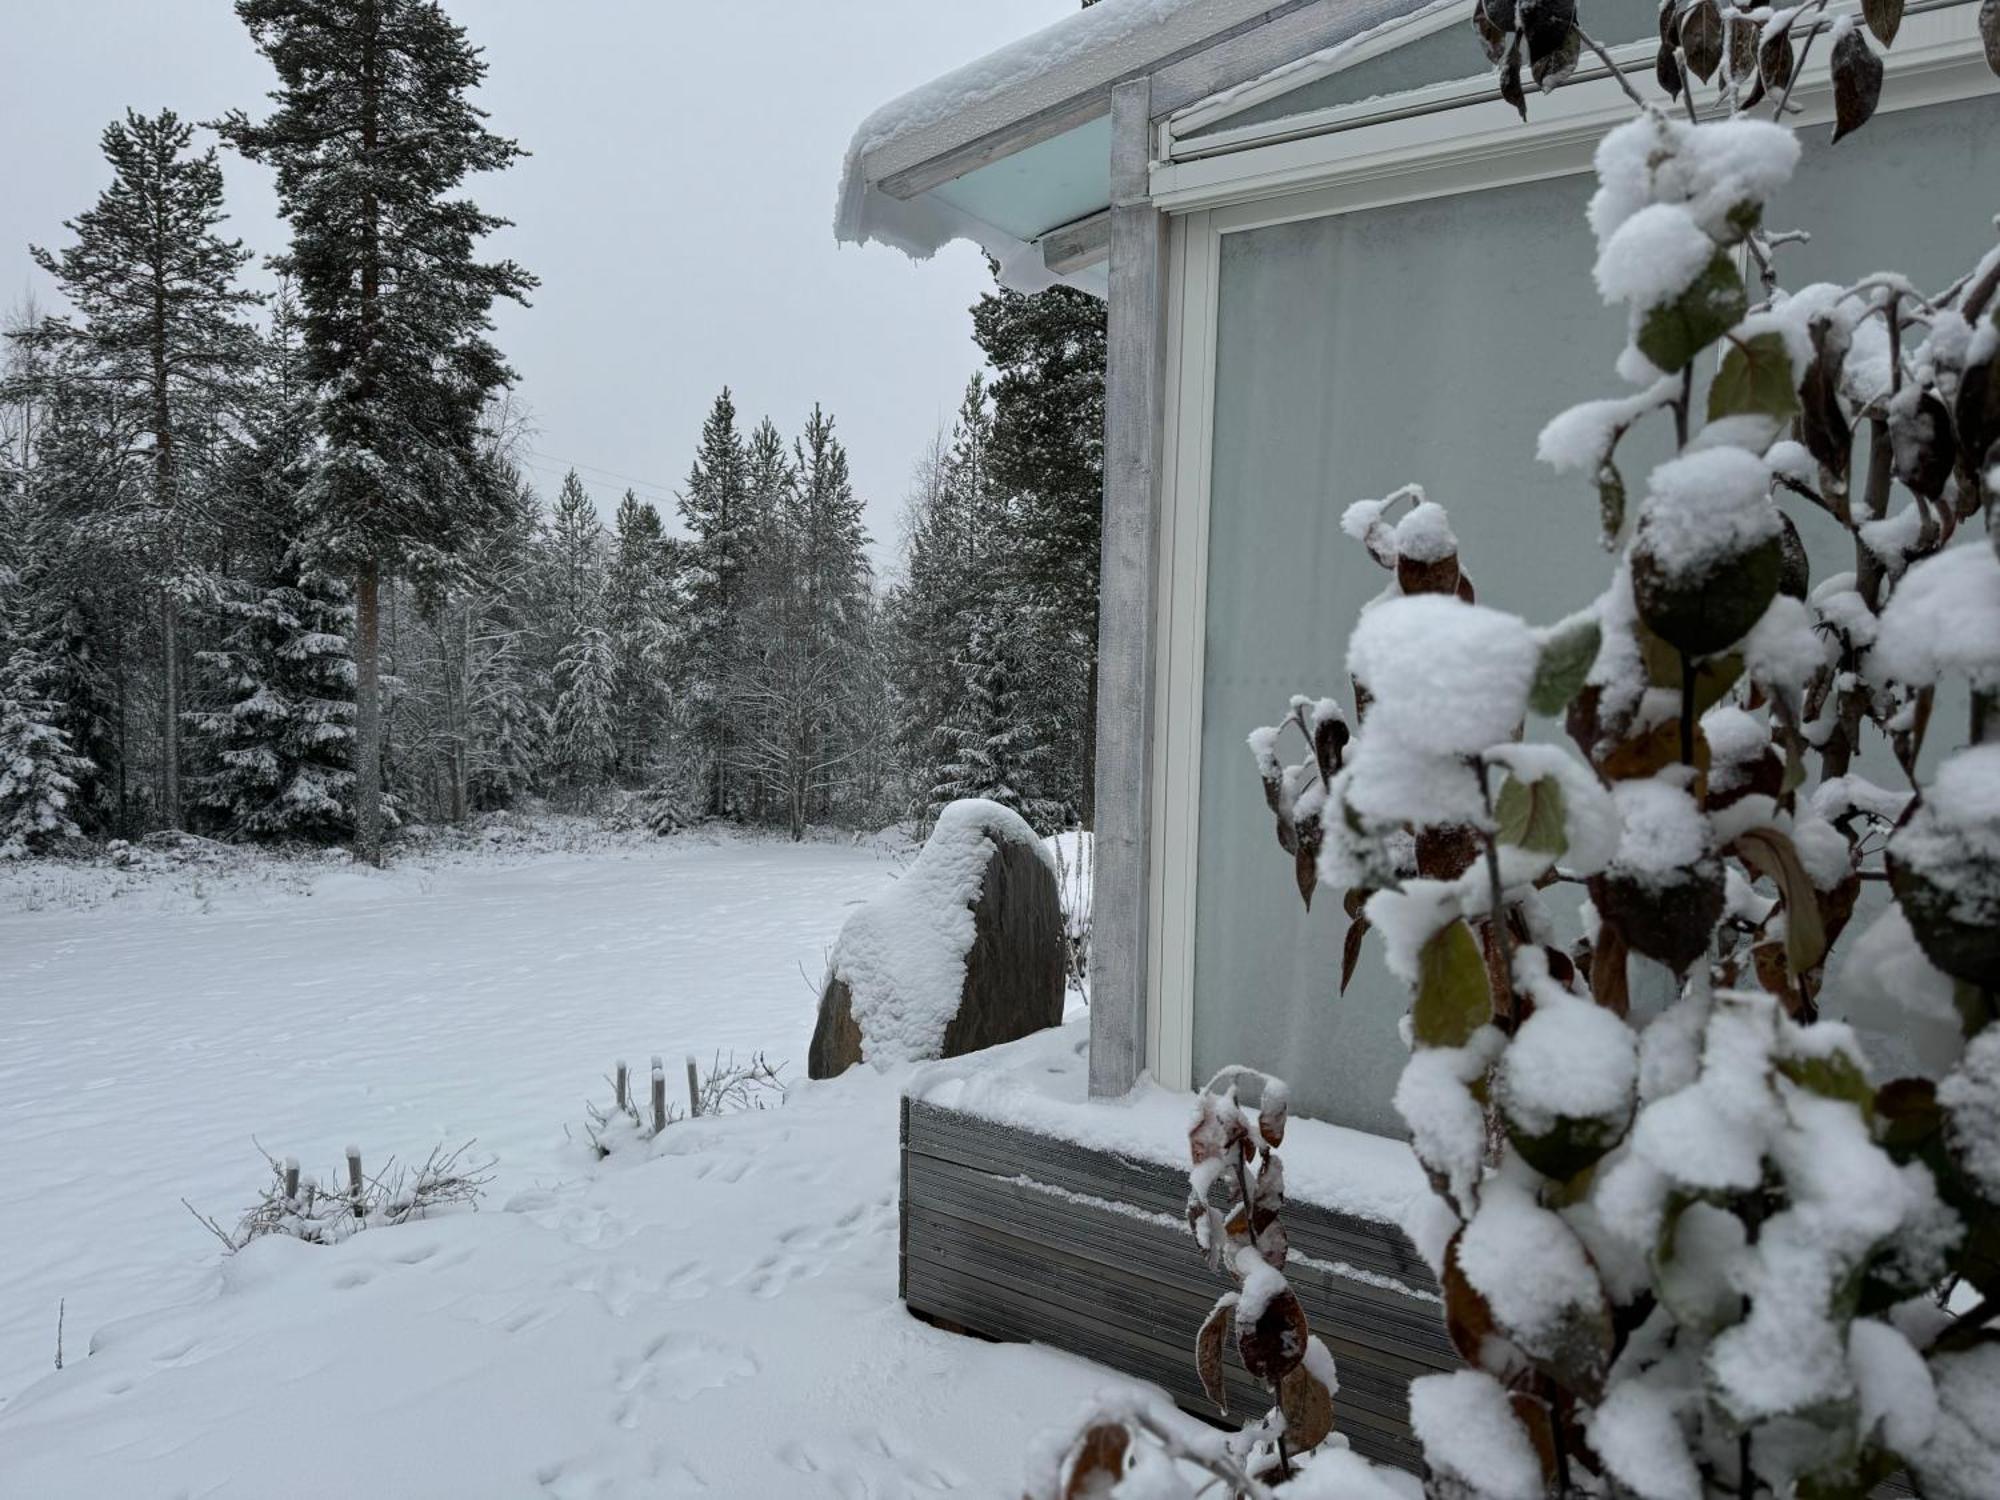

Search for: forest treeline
xmin=0 ymin=1 xmax=1104 ymax=859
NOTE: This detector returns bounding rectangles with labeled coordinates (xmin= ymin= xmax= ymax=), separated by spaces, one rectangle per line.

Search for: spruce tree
xmin=887 ymin=376 xmax=1009 ymax=825
xmin=23 ymin=109 xmax=262 ymax=831
xmin=549 ymin=622 xmax=617 ymax=807
xmin=188 ymin=556 xmax=356 ymax=840
xmin=220 ymin=0 xmax=535 ymax=864
xmin=0 ymin=567 xmax=91 ymax=858
xmin=931 ymin=612 xmax=1056 ymax=830
xmin=604 ymin=489 xmax=676 ymax=780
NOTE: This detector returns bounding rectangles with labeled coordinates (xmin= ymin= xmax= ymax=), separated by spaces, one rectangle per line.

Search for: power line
xmin=525 ymin=447 xmax=680 ymax=499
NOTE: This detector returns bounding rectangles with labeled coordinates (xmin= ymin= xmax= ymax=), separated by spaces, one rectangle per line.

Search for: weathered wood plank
xmin=1091 ymin=75 xmax=1169 ymax=1100
xmin=1042 ymin=209 xmax=1112 ymax=277
xmin=907 ymin=1100 xmax=1439 ymax=1291
xmin=901 ymin=1100 xmax=1456 ymax=1475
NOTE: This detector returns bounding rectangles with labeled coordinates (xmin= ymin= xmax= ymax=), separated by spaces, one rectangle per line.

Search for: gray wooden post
xmin=347 ymin=1145 xmax=365 ymax=1218
xmin=650 ymin=1056 xmax=666 ymax=1133
xmin=1090 ymin=76 xmax=1168 ymax=1099
xmin=685 ymin=1055 xmax=701 ymax=1118
xmin=282 ymin=1156 xmax=300 ymax=1201
xmin=614 ymin=1059 xmax=628 ymax=1112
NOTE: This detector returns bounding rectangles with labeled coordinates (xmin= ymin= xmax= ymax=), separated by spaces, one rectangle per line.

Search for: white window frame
xmin=1142 ymin=1 xmax=1997 ymax=1091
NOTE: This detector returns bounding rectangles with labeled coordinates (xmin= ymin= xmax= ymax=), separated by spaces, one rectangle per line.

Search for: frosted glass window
xmin=1184 ymin=0 xmax=1659 ymax=138
xmin=1187 ymin=91 xmax=2000 ymax=1133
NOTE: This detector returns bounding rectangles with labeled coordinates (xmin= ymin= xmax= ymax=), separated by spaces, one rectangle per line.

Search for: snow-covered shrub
xmin=1034 ymin=1070 xmax=1341 ymax=1496
xmin=1046 ymin=827 xmax=1092 ymax=999
xmin=579 ymin=1051 xmax=784 ymax=1157
xmin=1035 ymin=7 xmax=2000 ymax=1496
xmin=186 ymin=1141 xmax=492 ymax=1251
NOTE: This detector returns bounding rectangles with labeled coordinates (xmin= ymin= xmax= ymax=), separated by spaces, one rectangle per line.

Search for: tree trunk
xmin=159 ymin=590 xmax=181 ymax=829
xmin=354 ymin=561 xmax=383 ymax=864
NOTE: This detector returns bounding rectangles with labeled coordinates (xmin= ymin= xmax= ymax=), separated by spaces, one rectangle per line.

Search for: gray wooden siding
xmin=900 ymin=1098 xmax=1456 ymax=1473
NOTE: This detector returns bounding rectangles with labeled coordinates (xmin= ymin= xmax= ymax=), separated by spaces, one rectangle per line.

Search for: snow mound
xmin=830 ymin=798 xmax=1051 ymax=1066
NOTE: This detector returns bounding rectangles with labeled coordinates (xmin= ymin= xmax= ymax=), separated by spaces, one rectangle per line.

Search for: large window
xmin=1160 ymin=78 xmax=2000 ymax=1133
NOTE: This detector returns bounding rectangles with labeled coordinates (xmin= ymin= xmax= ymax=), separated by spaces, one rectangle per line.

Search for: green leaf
xmin=1637 ymin=251 xmax=1748 ymax=374
xmin=1709 ymin=331 xmax=1801 ymax=423
xmin=1777 ymin=1049 xmax=1874 ymax=1119
xmin=1530 ymin=616 xmax=1602 ymax=716
xmin=1495 ymin=774 xmax=1568 ymax=857
xmin=1413 ymin=920 xmax=1492 ymax=1049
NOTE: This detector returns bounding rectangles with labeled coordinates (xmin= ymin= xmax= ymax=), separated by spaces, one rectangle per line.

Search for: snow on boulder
xmin=809 ymin=799 xmax=1064 ymax=1079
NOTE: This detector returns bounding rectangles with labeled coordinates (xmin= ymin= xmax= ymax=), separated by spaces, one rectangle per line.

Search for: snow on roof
xmin=835 ymin=0 xmax=1278 ymax=290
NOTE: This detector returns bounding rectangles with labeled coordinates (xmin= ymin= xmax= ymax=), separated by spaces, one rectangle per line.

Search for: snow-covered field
xmin=0 ymin=829 xmax=1119 ymax=1497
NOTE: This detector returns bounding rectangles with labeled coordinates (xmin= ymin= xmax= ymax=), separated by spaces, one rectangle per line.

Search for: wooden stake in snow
xmin=347 ymin=1145 xmax=365 ymax=1219
xmin=614 ymin=1059 xmax=629 ymax=1112
xmin=686 ymin=1055 xmax=701 ymax=1118
xmin=650 ymin=1056 xmax=666 ymax=1134
xmin=282 ymin=1156 xmax=300 ymax=1202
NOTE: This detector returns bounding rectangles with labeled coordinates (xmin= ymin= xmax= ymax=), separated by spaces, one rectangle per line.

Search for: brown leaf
xmin=1864 ymin=0 xmax=1904 ymax=47
xmin=1473 ymin=0 xmax=1510 ymax=65
xmin=1442 ymin=1234 xmax=1500 ymax=1367
xmin=1983 ymin=0 xmax=2000 ymax=77
xmin=1295 ymin=805 xmax=1322 ymax=910
xmin=1500 ymin=35 xmax=1528 ymax=120
xmin=1197 ymin=1295 xmax=1234 ymax=1413
xmin=1341 ymin=913 xmax=1371 ymax=995
xmin=1726 ymin=13 xmax=1758 ymax=83
xmin=1237 ymin=1286 xmax=1311 ymax=1383
xmin=1892 ymin=389 xmax=1957 ymax=501
xmin=1258 ymin=1089 xmax=1288 ymax=1150
xmin=1279 ymin=1364 xmax=1337 ymax=1451
xmin=1590 ymin=921 xmax=1632 ymax=1017
xmin=1064 ymin=1424 xmax=1129 ymax=1499
xmin=1800 ymin=316 xmax=1854 ymax=481
xmin=1679 ymin=0 xmax=1724 ymax=82
xmin=1830 ymin=25 xmax=1884 ymax=144
xmin=1733 ymin=826 xmax=1829 ymax=973
xmin=1656 ymin=38 xmax=1685 ymax=98
xmin=1511 ymin=1391 xmax=1562 ymax=1489
xmin=1758 ymin=21 xmax=1796 ymax=90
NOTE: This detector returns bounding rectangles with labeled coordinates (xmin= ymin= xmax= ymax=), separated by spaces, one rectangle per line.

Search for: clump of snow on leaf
xmin=1594 ymin=203 xmax=1716 ymax=310
xmin=1873 ymin=543 xmax=2000 ymax=693
xmin=1588 ymin=114 xmax=1800 ymax=251
xmin=1408 ymin=1369 xmax=1545 ymax=1500
xmin=1347 ymin=596 xmax=1536 ymax=759
xmin=1634 ymin=449 xmax=1777 ymax=586
xmin=1940 ymin=1028 xmax=2000 ymax=1201
xmin=1498 ymin=970 xmax=1637 ymax=1139
xmin=1607 ymin=778 xmax=1712 ymax=889
xmin=1391 ymin=499 xmax=1456 ymax=563
xmin=1890 ymin=744 xmax=2000 ymax=929
xmin=826 ymin=798 xmax=1050 ymax=1065
xmin=1483 ymin=743 xmax=1622 ymax=876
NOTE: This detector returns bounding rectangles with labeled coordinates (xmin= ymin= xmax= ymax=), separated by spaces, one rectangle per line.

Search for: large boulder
xmin=808 ymin=800 xmax=1066 ymax=1079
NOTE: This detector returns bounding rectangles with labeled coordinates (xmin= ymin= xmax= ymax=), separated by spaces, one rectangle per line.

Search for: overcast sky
xmin=1 ymin=0 xmax=1078 ymax=570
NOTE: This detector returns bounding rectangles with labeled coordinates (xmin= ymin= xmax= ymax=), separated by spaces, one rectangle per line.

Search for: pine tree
xmin=734 ymin=405 xmax=876 ymax=838
xmin=677 ymin=389 xmax=752 ymax=815
xmin=971 ymin=276 xmax=1106 ymax=823
xmin=22 ymin=109 xmax=262 ymax=831
xmin=220 ymin=0 xmax=535 ymax=864
xmin=189 ymin=556 xmax=355 ymax=840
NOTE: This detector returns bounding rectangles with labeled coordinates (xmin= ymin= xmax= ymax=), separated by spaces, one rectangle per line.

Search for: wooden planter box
xmin=899 ymin=1096 xmax=1456 ymax=1474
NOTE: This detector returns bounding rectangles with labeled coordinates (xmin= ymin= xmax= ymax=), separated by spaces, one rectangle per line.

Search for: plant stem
xmin=1680 ymin=650 xmax=1698 ymax=767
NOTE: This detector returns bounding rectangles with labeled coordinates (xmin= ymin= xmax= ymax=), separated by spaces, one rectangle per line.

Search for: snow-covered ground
xmin=0 ymin=828 xmax=1128 ymax=1496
